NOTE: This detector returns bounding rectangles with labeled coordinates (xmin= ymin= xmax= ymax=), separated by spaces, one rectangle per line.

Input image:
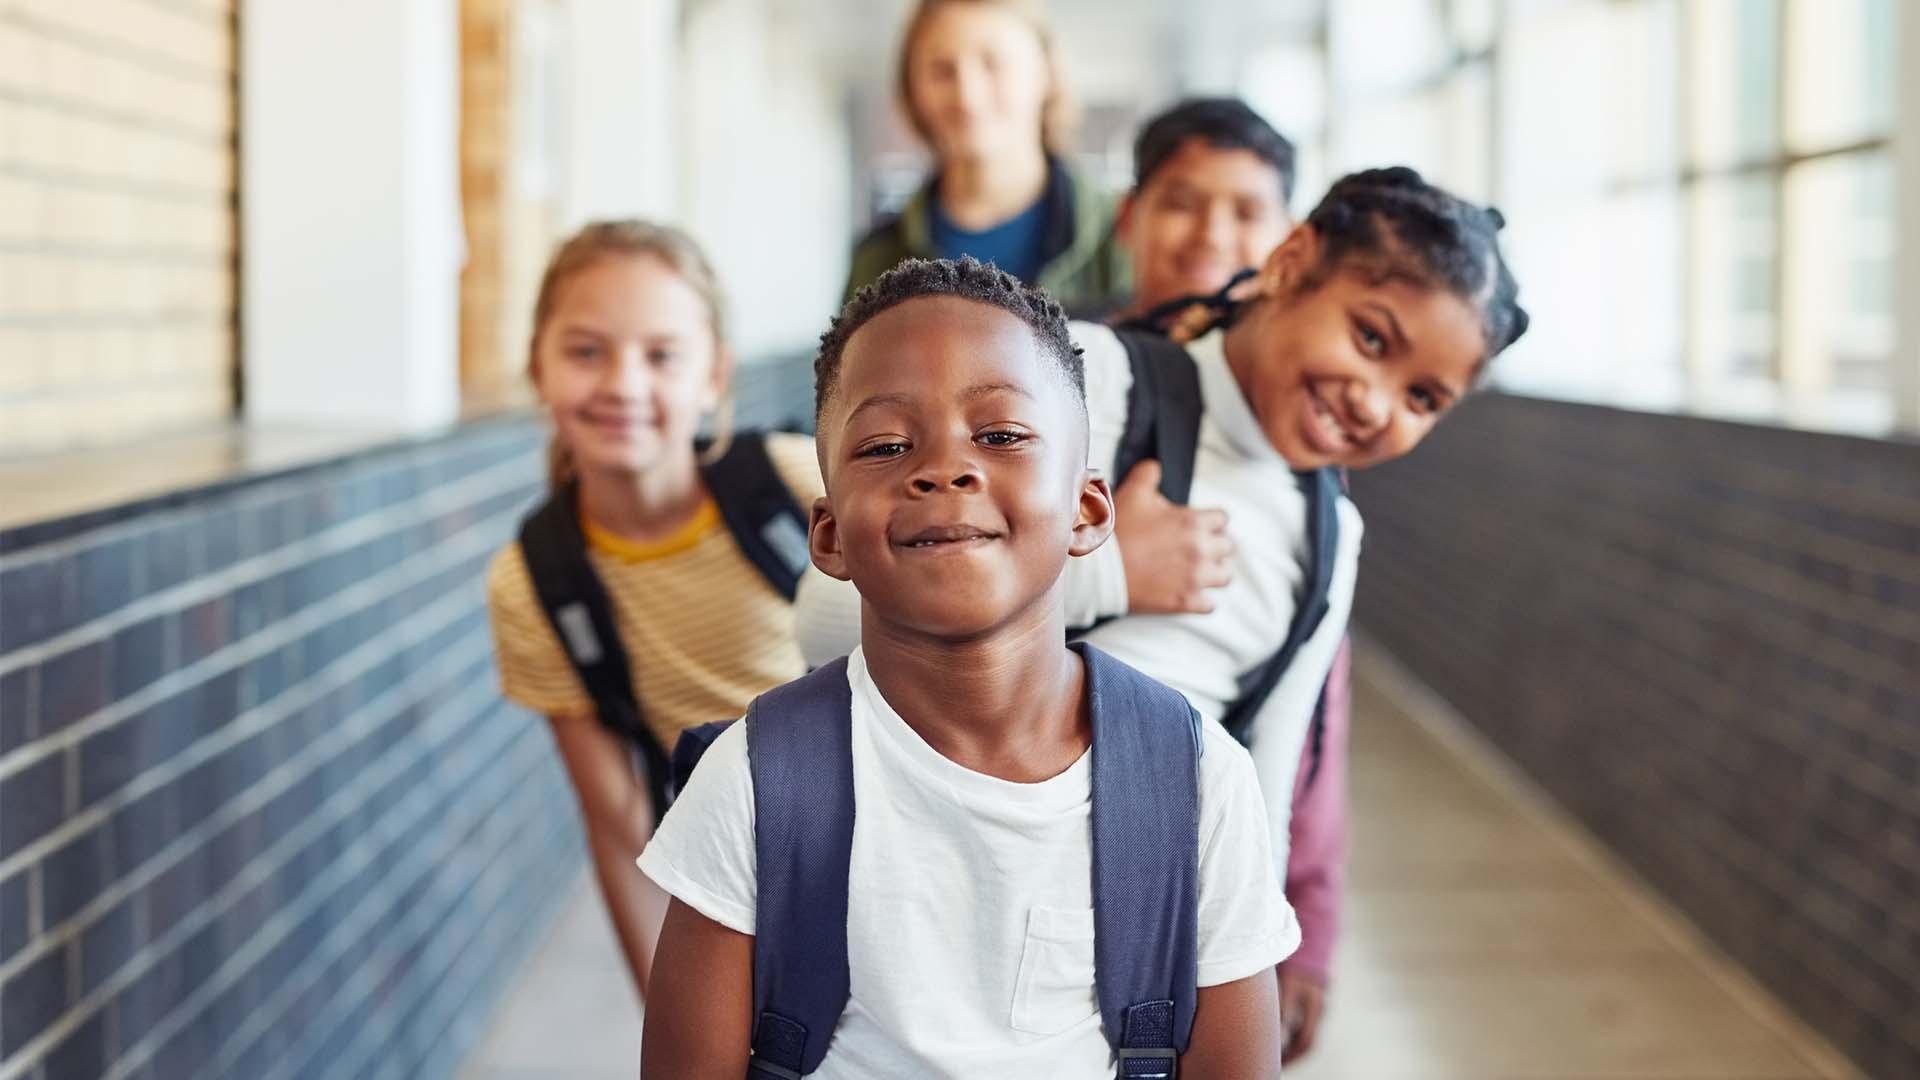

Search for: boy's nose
xmin=910 ymin=469 xmax=980 ymax=493
xmin=1202 ymin=202 xmax=1237 ymax=248
xmin=908 ymin=447 xmax=983 ymax=493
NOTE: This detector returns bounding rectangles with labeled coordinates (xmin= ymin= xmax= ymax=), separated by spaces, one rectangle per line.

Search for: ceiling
xmin=759 ymin=0 xmax=1327 ymax=98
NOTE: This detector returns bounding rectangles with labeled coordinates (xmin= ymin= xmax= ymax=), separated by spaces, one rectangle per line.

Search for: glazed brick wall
xmin=1350 ymin=393 xmax=1919 ymax=1079
xmin=0 ymin=417 xmax=584 ymax=1080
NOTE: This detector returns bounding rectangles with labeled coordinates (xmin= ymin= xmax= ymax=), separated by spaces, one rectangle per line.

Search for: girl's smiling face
xmin=1225 ymin=226 xmax=1489 ymax=472
xmin=904 ymin=2 xmax=1053 ymax=164
xmin=532 ymin=255 xmax=728 ymax=479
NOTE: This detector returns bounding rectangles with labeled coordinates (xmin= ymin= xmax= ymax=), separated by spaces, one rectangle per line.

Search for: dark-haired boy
xmin=639 ymin=258 xmax=1295 ymax=1079
xmin=1116 ymin=97 xmax=1297 ymax=324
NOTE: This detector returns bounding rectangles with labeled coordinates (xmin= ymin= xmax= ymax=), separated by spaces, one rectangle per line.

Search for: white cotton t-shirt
xmin=638 ymin=648 xmax=1299 ymax=1079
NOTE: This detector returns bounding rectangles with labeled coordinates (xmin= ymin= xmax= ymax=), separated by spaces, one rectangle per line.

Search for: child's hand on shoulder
xmin=1114 ymin=460 xmax=1235 ymax=615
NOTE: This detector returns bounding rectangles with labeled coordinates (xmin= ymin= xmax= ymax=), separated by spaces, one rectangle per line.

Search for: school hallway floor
xmin=458 ymin=639 xmax=1858 ymax=1080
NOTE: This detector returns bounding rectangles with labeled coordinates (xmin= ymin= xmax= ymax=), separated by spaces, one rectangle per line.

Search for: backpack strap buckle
xmin=1116 ymin=1046 xmax=1177 ymax=1079
xmin=1115 ymin=999 xmax=1179 ymax=1079
xmin=746 ymin=1060 xmax=804 ymax=1080
xmin=747 ymin=1010 xmax=811 ymax=1080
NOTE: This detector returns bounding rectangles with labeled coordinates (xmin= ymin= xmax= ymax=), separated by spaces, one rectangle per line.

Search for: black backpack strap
xmin=1299 ymin=471 xmax=1352 ymax=787
xmin=1110 ymin=330 xmax=1203 ymax=504
xmin=700 ymin=431 xmax=813 ymax=601
xmin=1077 ymin=643 xmax=1201 ymax=1078
xmin=517 ymin=485 xmax=675 ymax=823
xmin=1220 ymin=468 xmax=1342 ymax=745
xmin=745 ymin=658 xmax=856 ymax=1078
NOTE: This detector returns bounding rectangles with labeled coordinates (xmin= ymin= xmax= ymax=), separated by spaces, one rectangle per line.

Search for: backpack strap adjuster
xmin=747 ymin=1010 xmax=810 ymax=1080
xmin=1117 ymin=998 xmax=1179 ymax=1079
xmin=1116 ymin=1048 xmax=1177 ymax=1079
xmin=746 ymin=1058 xmax=804 ymax=1080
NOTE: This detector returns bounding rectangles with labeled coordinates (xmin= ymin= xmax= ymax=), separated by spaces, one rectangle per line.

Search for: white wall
xmin=563 ymin=0 xmax=681 ymax=224
xmin=680 ymin=0 xmax=852 ymax=360
xmin=241 ymin=0 xmax=463 ymax=431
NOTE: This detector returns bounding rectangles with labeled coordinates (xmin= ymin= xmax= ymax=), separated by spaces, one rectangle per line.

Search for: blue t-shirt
xmin=929 ymin=192 xmax=1049 ymax=285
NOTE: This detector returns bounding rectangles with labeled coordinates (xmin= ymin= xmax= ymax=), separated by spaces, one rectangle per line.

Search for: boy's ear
xmin=809 ymin=495 xmax=852 ymax=581
xmin=1068 ymin=471 xmax=1115 ymax=558
xmin=1254 ymin=222 xmax=1320 ymax=298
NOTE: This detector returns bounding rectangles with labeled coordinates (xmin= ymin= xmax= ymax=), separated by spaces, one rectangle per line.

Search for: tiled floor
xmin=459 ymin=878 xmax=645 ymax=1080
xmin=459 ymin=640 xmax=1859 ymax=1080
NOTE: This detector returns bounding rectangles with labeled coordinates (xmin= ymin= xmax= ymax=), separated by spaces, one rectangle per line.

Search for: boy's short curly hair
xmin=814 ymin=257 xmax=1084 ymax=422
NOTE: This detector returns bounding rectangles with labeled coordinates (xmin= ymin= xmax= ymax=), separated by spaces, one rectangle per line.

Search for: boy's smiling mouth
xmin=892 ymin=523 xmax=1002 ymax=552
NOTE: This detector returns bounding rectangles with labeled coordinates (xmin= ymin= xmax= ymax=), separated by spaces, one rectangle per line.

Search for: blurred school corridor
xmin=2 ymin=1 xmax=1915 ymax=1078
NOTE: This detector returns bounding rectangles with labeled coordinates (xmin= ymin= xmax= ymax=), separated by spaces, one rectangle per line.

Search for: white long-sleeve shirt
xmin=793 ymin=323 xmax=1362 ymax=874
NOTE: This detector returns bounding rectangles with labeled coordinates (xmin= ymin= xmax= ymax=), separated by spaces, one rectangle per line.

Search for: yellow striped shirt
xmin=486 ymin=433 xmax=824 ymax=750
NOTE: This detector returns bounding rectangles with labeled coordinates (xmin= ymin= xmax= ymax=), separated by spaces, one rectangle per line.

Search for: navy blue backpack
xmin=516 ymin=431 xmax=812 ymax=824
xmin=1100 ymin=327 xmax=1343 ymax=780
xmin=675 ymin=642 xmax=1203 ymax=1080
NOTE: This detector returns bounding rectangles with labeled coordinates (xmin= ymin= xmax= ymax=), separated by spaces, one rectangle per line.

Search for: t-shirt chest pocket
xmin=1009 ymin=905 xmax=1099 ymax=1035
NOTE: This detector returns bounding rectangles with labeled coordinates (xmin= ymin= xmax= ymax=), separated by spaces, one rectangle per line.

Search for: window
xmin=1241 ymin=41 xmax=1329 ymax=213
xmin=1322 ymin=0 xmax=1902 ymax=436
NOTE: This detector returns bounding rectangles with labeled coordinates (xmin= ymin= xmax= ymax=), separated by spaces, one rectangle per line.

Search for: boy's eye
xmin=648 ymin=348 xmax=680 ymax=367
xmin=565 ymin=344 xmax=602 ymax=362
xmin=1409 ymin=385 xmax=1442 ymax=414
xmin=978 ymin=429 xmax=1029 ymax=447
xmin=857 ymin=440 xmax=909 ymax=459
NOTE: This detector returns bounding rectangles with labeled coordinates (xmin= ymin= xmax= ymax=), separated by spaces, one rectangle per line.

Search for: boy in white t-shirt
xmin=638 ymin=258 xmax=1296 ymax=1079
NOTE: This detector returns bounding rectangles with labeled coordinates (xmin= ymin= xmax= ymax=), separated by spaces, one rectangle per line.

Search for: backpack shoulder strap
xmin=1220 ymin=468 xmax=1342 ymax=746
xmin=517 ymin=485 xmax=675 ymax=821
xmin=745 ymin=657 xmax=856 ymax=1078
xmin=701 ymin=431 xmax=813 ymax=601
xmin=1077 ymin=642 xmax=1201 ymax=1076
xmin=670 ymin=718 xmax=734 ymax=797
xmin=1109 ymin=329 xmax=1203 ymax=505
